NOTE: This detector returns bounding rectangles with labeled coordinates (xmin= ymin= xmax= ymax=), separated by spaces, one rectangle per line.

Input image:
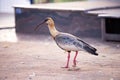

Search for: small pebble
xmin=28 ymin=72 xmax=36 ymax=80
xmin=102 ymin=55 xmax=106 ymax=57
xmin=98 ymin=71 xmax=102 ymax=73
xmin=68 ymin=67 xmax=80 ymax=71
xmin=116 ymin=45 xmax=120 ymax=48
xmin=3 ymin=45 xmax=9 ymax=48
xmin=110 ymin=78 xmax=114 ymax=80
xmin=20 ymin=62 xmax=25 ymax=64
xmin=29 ymin=72 xmax=36 ymax=77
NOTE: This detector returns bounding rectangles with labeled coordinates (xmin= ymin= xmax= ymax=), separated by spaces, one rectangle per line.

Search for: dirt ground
xmin=0 ymin=36 xmax=120 ymax=80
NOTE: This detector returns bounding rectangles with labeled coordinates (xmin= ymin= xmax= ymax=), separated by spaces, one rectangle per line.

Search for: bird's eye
xmin=45 ymin=19 xmax=48 ymax=22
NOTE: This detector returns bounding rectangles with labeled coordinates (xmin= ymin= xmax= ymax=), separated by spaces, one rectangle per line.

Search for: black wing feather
xmin=77 ymin=38 xmax=98 ymax=56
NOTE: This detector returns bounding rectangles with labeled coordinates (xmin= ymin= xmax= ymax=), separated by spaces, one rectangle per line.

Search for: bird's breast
xmin=54 ymin=34 xmax=83 ymax=51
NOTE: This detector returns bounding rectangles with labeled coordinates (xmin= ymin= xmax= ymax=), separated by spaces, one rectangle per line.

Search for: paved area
xmin=0 ymin=38 xmax=120 ymax=80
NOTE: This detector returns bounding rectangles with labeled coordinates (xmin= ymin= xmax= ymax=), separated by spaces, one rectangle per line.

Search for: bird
xmin=35 ymin=17 xmax=98 ymax=68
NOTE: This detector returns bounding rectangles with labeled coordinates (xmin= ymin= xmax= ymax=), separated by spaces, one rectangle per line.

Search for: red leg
xmin=73 ymin=51 xmax=78 ymax=67
xmin=62 ymin=51 xmax=71 ymax=68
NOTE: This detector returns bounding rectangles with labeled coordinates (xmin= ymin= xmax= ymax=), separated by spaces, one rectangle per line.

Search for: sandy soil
xmin=0 ymin=37 xmax=120 ymax=80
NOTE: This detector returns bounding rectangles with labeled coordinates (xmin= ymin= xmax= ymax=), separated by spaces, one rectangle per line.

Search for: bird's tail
xmin=83 ymin=44 xmax=98 ymax=56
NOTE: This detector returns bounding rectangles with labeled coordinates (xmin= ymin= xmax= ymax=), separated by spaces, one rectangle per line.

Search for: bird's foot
xmin=61 ymin=66 xmax=69 ymax=68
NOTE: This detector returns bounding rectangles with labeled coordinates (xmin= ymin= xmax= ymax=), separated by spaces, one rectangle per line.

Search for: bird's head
xmin=45 ymin=17 xmax=54 ymax=25
xmin=34 ymin=17 xmax=55 ymax=31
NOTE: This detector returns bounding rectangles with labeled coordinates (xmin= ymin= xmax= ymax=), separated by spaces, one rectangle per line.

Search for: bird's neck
xmin=48 ymin=24 xmax=59 ymax=38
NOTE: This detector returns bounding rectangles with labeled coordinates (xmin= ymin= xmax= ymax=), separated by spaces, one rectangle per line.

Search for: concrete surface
xmin=0 ymin=36 xmax=120 ymax=80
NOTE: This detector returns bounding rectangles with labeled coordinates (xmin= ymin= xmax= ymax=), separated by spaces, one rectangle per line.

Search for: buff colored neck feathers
xmin=46 ymin=18 xmax=59 ymax=38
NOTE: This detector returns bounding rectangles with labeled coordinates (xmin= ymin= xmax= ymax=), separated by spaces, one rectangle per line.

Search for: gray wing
xmin=55 ymin=33 xmax=98 ymax=55
xmin=54 ymin=33 xmax=84 ymax=51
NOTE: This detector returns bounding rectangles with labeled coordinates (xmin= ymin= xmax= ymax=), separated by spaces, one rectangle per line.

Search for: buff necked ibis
xmin=35 ymin=17 xmax=98 ymax=68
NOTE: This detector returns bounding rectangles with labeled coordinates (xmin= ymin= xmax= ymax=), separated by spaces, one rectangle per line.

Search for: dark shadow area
xmin=106 ymin=18 xmax=120 ymax=34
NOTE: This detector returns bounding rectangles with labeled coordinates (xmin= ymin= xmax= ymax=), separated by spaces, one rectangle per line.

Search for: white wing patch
xmin=57 ymin=42 xmax=82 ymax=51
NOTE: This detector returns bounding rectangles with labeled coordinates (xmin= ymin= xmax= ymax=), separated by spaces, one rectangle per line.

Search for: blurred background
xmin=33 ymin=0 xmax=85 ymax=3
xmin=0 ymin=0 xmax=120 ymax=42
xmin=1 ymin=0 xmax=119 ymax=13
xmin=0 ymin=0 xmax=87 ymax=13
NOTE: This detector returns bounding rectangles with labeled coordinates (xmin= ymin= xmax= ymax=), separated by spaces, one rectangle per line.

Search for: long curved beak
xmin=34 ymin=19 xmax=47 ymax=31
